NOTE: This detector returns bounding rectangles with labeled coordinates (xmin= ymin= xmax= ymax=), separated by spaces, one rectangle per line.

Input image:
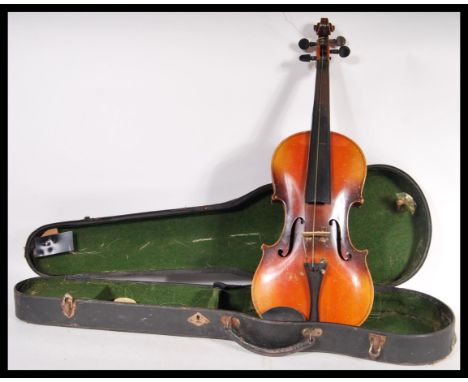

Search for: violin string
xmin=282 ymin=12 xmax=304 ymax=37
xmin=311 ymin=48 xmax=324 ymax=265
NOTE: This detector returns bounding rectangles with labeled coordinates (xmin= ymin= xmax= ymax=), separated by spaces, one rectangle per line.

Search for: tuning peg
xmin=335 ymin=36 xmax=346 ymax=46
xmin=298 ymin=38 xmax=317 ymax=50
xmin=299 ymin=54 xmax=317 ymax=62
xmin=330 ymin=46 xmax=351 ymax=58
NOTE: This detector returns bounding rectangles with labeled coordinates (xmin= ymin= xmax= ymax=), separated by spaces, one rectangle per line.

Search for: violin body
xmin=251 ymin=131 xmax=373 ymax=325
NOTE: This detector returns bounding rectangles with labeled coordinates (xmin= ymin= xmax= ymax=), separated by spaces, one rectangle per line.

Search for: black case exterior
xmin=14 ymin=165 xmax=456 ymax=364
xmin=14 ymin=282 xmax=455 ymax=364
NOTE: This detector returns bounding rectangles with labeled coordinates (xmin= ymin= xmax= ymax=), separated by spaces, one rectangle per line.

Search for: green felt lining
xmin=349 ymin=168 xmax=430 ymax=285
xmin=19 ymin=278 xmax=448 ymax=335
xmin=31 ymin=166 xmax=430 ymax=286
xmin=20 ymin=278 xmax=221 ymax=310
xmin=33 ymin=194 xmax=282 ymax=277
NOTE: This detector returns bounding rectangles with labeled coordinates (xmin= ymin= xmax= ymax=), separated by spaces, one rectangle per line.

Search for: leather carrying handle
xmin=222 ymin=316 xmax=316 ymax=357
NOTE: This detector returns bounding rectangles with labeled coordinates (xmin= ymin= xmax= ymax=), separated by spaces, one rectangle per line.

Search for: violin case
xmin=14 ymin=164 xmax=456 ymax=364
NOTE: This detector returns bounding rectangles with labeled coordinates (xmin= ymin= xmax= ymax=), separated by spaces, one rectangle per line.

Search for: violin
xmin=251 ymin=18 xmax=373 ymax=325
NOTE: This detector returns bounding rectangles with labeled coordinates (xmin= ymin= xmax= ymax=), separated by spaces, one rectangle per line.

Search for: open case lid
xmin=24 ymin=164 xmax=431 ymax=286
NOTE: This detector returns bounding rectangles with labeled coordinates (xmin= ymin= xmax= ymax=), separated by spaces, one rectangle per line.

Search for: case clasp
xmin=368 ymin=333 xmax=386 ymax=359
xmin=61 ymin=293 xmax=77 ymax=319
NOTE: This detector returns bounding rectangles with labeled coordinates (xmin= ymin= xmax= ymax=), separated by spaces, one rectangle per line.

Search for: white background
xmin=8 ymin=12 xmax=460 ymax=370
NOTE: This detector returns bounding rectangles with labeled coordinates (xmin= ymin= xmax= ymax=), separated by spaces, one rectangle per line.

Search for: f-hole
xmin=329 ymin=219 xmax=352 ymax=261
xmin=278 ymin=217 xmax=304 ymax=257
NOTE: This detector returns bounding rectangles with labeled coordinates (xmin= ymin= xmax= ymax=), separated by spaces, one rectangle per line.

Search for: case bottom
xmin=15 ymin=278 xmax=455 ymax=364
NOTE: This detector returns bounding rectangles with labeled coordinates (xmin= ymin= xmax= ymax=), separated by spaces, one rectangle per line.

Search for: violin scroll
xmin=297 ymin=18 xmax=350 ymax=61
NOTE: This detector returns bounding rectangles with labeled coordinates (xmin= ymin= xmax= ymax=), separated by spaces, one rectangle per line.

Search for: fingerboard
xmin=305 ymin=53 xmax=331 ymax=204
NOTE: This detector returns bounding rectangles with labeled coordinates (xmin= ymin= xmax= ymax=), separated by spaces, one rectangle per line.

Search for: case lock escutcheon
xmin=368 ymin=333 xmax=386 ymax=359
xmin=187 ymin=312 xmax=210 ymax=327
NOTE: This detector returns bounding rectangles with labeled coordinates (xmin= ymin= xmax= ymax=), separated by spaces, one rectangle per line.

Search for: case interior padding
xmin=19 ymin=278 xmax=450 ymax=335
xmin=31 ymin=166 xmax=430 ymax=286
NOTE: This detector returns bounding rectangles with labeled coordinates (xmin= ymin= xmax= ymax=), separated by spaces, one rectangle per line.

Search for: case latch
xmin=368 ymin=333 xmax=386 ymax=359
xmin=61 ymin=293 xmax=77 ymax=319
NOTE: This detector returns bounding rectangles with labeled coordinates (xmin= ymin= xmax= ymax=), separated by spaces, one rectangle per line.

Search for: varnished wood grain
xmin=251 ymin=131 xmax=374 ymax=325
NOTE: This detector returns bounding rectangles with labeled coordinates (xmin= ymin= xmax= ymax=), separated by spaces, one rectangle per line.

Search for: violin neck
xmin=305 ymin=50 xmax=331 ymax=204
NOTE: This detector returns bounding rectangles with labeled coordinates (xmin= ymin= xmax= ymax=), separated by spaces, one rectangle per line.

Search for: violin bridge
xmin=302 ymin=231 xmax=330 ymax=238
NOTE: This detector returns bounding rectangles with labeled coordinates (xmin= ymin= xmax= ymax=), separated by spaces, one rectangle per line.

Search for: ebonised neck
xmin=305 ymin=51 xmax=331 ymax=204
